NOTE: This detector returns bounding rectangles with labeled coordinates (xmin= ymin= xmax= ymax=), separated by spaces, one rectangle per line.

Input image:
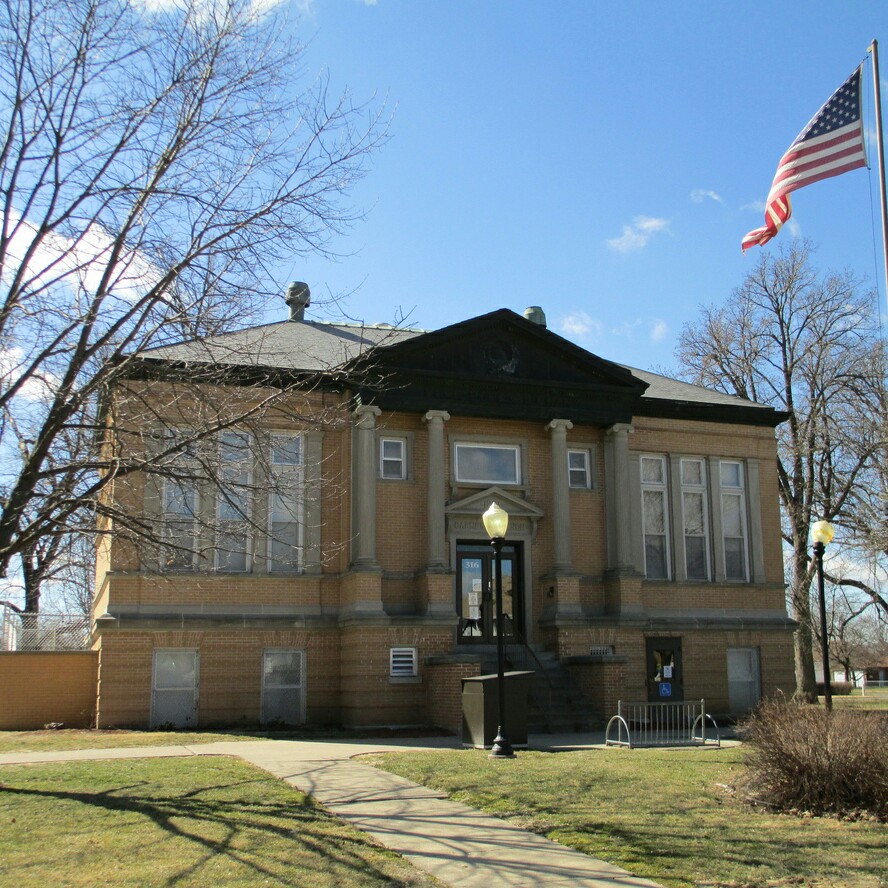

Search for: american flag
xmin=742 ymin=65 xmax=867 ymax=251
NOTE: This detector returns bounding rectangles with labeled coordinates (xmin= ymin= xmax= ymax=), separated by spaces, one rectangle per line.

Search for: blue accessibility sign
xmin=659 ymin=682 xmax=672 ymax=697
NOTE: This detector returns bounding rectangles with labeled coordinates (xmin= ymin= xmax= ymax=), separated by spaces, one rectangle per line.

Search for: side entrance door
xmin=261 ymin=649 xmax=306 ymax=725
xmin=646 ymin=637 xmax=684 ymax=702
xmin=151 ymin=649 xmax=199 ymax=728
xmin=456 ymin=542 xmax=522 ymax=643
xmin=727 ymin=647 xmax=761 ymax=716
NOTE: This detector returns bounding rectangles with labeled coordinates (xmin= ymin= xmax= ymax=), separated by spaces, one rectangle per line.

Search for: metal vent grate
xmin=590 ymin=644 xmax=615 ymax=656
xmin=390 ymin=646 xmax=418 ymax=677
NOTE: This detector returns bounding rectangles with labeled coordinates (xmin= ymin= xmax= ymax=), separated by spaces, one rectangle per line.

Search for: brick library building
xmin=91 ymin=286 xmax=794 ymax=731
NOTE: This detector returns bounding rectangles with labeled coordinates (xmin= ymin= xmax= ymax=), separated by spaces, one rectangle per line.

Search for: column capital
xmin=423 ymin=409 xmax=451 ymax=424
xmin=353 ymin=404 xmax=382 ymax=428
xmin=605 ymin=422 xmax=634 ymax=438
xmin=545 ymin=418 xmax=574 ymax=434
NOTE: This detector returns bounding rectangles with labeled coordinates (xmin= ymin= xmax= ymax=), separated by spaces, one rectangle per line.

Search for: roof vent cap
xmin=285 ymin=281 xmax=311 ymax=321
xmin=523 ymin=305 xmax=547 ymax=328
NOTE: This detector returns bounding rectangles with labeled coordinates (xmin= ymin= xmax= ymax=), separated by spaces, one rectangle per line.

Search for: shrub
xmin=738 ymin=697 xmax=888 ymax=820
xmin=816 ymin=681 xmax=853 ymax=696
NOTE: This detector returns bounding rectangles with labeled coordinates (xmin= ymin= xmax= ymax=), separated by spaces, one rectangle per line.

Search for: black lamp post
xmin=811 ymin=519 xmax=835 ymax=712
xmin=482 ymin=501 xmax=515 ymax=759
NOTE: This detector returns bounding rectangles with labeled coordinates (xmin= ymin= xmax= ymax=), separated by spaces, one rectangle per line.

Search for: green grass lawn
xmin=367 ymin=746 xmax=887 ymax=888
xmin=0 ymin=725 xmax=442 ymax=754
xmin=0 ymin=728 xmax=265 ymax=754
xmin=0 ymin=756 xmax=439 ymax=888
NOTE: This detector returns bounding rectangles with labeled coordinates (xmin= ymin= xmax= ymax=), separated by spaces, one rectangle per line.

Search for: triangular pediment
xmin=352 ymin=309 xmax=647 ymax=425
xmin=444 ymin=486 xmax=545 ymax=520
xmin=444 ymin=487 xmax=543 ymax=541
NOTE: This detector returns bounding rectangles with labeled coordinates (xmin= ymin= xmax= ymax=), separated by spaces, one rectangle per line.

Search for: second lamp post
xmin=811 ymin=519 xmax=835 ymax=711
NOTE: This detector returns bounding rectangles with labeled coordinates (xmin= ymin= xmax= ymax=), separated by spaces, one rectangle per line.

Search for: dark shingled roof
xmin=624 ymin=365 xmax=770 ymax=412
xmin=140 ymin=314 xmax=774 ymax=416
xmin=141 ymin=319 xmax=423 ymax=371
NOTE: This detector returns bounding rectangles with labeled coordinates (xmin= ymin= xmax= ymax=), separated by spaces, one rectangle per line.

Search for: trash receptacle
xmin=462 ymin=671 xmax=533 ymax=749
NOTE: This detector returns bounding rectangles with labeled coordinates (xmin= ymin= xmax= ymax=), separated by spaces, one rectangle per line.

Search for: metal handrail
xmin=502 ymin=626 xmax=555 ymax=727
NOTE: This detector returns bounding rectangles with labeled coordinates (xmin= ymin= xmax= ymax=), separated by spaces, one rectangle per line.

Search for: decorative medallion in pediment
xmin=354 ymin=309 xmax=648 ymax=425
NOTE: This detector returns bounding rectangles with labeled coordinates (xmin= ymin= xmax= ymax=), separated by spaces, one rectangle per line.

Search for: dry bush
xmin=738 ymin=697 xmax=888 ymax=820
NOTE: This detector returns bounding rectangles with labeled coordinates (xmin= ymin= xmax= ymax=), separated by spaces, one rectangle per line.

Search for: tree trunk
xmin=791 ymin=550 xmax=817 ymax=701
xmin=21 ymin=556 xmax=40 ymax=614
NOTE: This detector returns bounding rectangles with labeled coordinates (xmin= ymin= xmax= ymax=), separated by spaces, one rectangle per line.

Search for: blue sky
xmin=277 ymin=1 xmax=887 ymax=374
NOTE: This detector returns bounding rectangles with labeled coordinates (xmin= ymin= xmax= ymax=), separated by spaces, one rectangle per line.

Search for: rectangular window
xmin=390 ymin=647 xmax=418 ymax=677
xmin=455 ymin=443 xmax=520 ymax=485
xmin=641 ymin=456 xmax=670 ymax=580
xmin=568 ymin=449 xmax=591 ymax=489
xmin=680 ymin=458 xmax=710 ymax=581
xmin=160 ymin=430 xmax=198 ymax=570
xmin=379 ymin=437 xmax=406 ymax=480
xmin=720 ymin=460 xmax=748 ymax=581
xmin=216 ymin=431 xmax=251 ymax=572
xmin=268 ymin=433 xmax=303 ymax=572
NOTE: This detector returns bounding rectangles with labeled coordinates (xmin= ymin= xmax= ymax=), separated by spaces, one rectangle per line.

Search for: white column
xmin=424 ymin=410 xmax=450 ymax=570
xmin=352 ymin=405 xmax=381 ymax=568
xmin=546 ymin=419 xmax=574 ymax=572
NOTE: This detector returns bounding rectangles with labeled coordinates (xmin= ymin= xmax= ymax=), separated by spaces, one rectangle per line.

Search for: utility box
xmin=461 ymin=671 xmax=533 ymax=749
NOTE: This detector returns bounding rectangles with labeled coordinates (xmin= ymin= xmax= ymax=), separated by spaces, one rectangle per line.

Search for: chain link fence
xmin=1 ymin=605 xmax=89 ymax=651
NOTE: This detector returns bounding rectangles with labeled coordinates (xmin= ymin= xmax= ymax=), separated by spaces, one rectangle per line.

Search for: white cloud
xmin=606 ymin=216 xmax=669 ymax=253
xmin=609 ymin=319 xmax=646 ymax=340
xmin=691 ymin=189 xmax=723 ymax=204
xmin=1 ymin=209 xmax=162 ymax=305
xmin=0 ymin=348 xmax=60 ymax=402
xmin=650 ymin=320 xmax=669 ymax=342
xmin=741 ymin=200 xmax=766 ymax=214
xmin=557 ymin=311 xmax=602 ymax=342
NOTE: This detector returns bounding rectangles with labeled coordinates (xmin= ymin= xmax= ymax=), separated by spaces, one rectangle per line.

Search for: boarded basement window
xmin=390 ymin=647 xmax=418 ymax=677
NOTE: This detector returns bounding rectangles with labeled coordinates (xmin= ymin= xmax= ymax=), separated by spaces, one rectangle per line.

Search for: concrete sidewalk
xmin=0 ymin=734 xmax=661 ymax=887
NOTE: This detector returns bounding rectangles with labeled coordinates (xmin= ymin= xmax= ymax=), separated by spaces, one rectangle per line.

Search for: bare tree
xmin=676 ymin=240 xmax=885 ymax=701
xmin=0 ymin=0 xmax=386 ymax=610
xmin=821 ymin=586 xmax=878 ymax=683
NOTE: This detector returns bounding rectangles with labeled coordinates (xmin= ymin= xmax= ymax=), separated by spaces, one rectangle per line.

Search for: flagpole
xmin=868 ymin=39 xmax=888 ymax=314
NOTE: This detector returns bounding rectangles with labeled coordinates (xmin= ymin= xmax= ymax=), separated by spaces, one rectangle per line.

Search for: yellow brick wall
xmin=427 ymin=660 xmax=482 ymax=734
xmin=96 ymin=629 xmax=340 ymax=728
xmin=0 ymin=652 xmax=97 ymax=729
xmin=93 ymin=388 xmax=791 ymax=727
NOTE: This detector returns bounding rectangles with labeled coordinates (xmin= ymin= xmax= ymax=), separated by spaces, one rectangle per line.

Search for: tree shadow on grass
xmin=548 ymin=816 xmax=887 ymax=887
xmin=0 ymin=769 xmax=429 ymax=887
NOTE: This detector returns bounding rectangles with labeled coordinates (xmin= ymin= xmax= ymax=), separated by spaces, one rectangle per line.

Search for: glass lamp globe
xmin=482 ymin=502 xmax=509 ymax=540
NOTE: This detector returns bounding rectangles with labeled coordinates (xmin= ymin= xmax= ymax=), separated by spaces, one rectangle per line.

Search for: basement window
xmin=389 ymin=647 xmax=418 ymax=679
